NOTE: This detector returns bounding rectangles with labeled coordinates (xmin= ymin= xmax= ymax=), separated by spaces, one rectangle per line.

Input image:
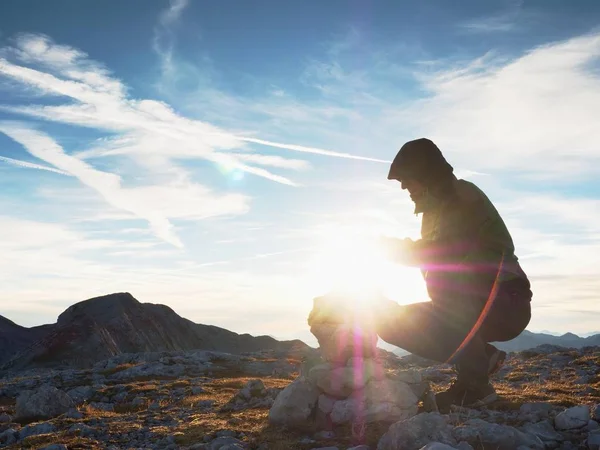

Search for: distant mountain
xmin=493 ymin=330 xmax=600 ymax=353
xmin=0 ymin=316 xmax=52 ymax=363
xmin=0 ymin=292 xmax=308 ymax=372
xmin=390 ymin=330 xmax=600 ymax=357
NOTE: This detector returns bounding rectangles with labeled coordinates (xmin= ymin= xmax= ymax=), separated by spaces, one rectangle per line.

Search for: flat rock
xmin=452 ymin=418 xmax=544 ymax=450
xmin=377 ymin=412 xmax=456 ymax=450
xmin=588 ymin=429 xmax=600 ymax=450
xmin=19 ymin=421 xmax=56 ymax=439
xmin=555 ymin=406 xmax=590 ymax=430
xmin=521 ymin=420 xmax=564 ymax=443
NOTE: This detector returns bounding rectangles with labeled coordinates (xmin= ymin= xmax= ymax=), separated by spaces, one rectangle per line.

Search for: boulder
xmin=15 ymin=385 xmax=74 ymax=420
xmin=268 ymin=377 xmax=319 ymax=427
xmin=452 ymin=418 xmax=544 ymax=450
xmin=377 ymin=413 xmax=456 ymax=450
xmin=555 ymin=405 xmax=590 ymax=430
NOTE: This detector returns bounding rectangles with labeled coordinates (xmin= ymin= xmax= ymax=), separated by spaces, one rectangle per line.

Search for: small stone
xmin=331 ymin=398 xmax=362 ymax=424
xmin=207 ymin=436 xmax=245 ymax=449
xmin=192 ymin=386 xmax=205 ymax=395
xmin=588 ymin=420 xmax=600 ymax=431
xmin=592 ymin=404 xmax=600 ymax=422
xmin=418 ymin=444 xmax=457 ymax=450
xmin=456 ymin=443 xmax=474 ymax=450
xmin=378 ymin=413 xmax=456 ymax=450
xmin=0 ymin=413 xmax=11 ymax=423
xmin=64 ymin=408 xmax=84 ymax=419
xmin=522 ymin=420 xmax=564 ymax=443
xmin=588 ymin=429 xmax=600 ymax=450
xmin=215 ymin=430 xmax=237 ymax=437
xmin=0 ymin=428 xmax=17 ymax=445
xmin=20 ymin=421 xmax=57 ymax=439
xmin=519 ymin=402 xmax=554 ymax=422
xmin=555 ymin=405 xmax=590 ymax=430
xmin=318 ymin=394 xmax=336 ymax=415
xmin=314 ymin=430 xmax=335 ymax=440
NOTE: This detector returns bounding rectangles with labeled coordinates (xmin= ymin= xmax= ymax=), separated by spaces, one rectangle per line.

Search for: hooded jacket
xmin=388 ymin=139 xmax=530 ymax=305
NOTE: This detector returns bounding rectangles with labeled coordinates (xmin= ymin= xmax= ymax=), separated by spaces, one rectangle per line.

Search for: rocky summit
xmin=0 ymin=293 xmax=307 ymax=373
xmin=1 ymin=295 xmax=600 ymax=449
xmin=0 ymin=341 xmax=599 ymax=449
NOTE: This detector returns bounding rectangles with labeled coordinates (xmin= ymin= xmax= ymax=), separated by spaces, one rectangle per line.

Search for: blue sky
xmin=1 ymin=0 xmax=600 ymax=346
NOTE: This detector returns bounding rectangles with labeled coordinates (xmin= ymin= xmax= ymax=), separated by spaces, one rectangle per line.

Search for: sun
xmin=304 ymin=227 xmax=428 ymax=307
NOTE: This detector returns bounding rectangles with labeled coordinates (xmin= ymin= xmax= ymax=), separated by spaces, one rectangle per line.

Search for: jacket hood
xmin=387 ymin=138 xmax=454 ymax=187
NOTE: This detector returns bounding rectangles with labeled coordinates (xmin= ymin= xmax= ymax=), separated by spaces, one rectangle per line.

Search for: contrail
xmin=0 ymin=155 xmax=71 ymax=176
xmin=205 ymin=132 xmax=390 ymax=163
xmin=236 ymin=136 xmax=391 ymax=163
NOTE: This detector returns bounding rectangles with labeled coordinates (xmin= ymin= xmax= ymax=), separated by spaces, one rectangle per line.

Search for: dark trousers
xmin=377 ymin=278 xmax=532 ymax=381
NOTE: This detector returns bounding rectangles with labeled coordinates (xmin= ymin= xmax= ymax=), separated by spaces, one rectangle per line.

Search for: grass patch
xmin=100 ymin=363 xmax=138 ymax=377
xmin=5 ymin=433 xmax=99 ymax=449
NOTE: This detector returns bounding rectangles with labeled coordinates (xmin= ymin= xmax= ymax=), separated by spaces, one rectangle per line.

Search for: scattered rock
xmin=20 ymin=421 xmax=57 ymax=439
xmin=15 ymin=385 xmax=74 ymax=420
xmin=377 ymin=413 xmax=456 ymax=450
xmin=588 ymin=429 xmax=600 ymax=450
xmin=592 ymin=404 xmax=600 ymax=422
xmin=555 ymin=405 xmax=591 ymax=430
xmin=0 ymin=428 xmax=17 ymax=445
xmin=66 ymin=385 xmax=94 ymax=403
xmin=39 ymin=445 xmax=68 ymax=450
xmin=268 ymin=376 xmax=319 ymax=427
xmin=519 ymin=402 xmax=554 ymax=422
xmin=221 ymin=379 xmax=279 ymax=412
xmin=521 ymin=419 xmax=564 ymax=444
xmin=453 ymin=418 xmax=544 ymax=450
xmin=419 ymin=444 xmax=458 ymax=450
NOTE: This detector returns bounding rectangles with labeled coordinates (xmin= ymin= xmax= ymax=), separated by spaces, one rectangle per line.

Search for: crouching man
xmin=375 ymin=138 xmax=532 ymax=411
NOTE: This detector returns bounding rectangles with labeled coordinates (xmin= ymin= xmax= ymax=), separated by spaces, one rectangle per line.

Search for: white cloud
xmin=0 ymin=34 xmax=384 ymax=246
xmin=153 ymin=0 xmax=190 ymax=78
xmin=402 ymin=33 xmax=600 ymax=177
xmin=0 ymin=154 xmax=71 ymax=175
xmin=0 ymin=122 xmax=249 ymax=247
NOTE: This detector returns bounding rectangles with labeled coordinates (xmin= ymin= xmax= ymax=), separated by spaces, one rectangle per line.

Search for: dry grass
xmin=128 ymin=382 xmax=159 ymax=394
xmin=5 ymin=433 xmax=101 ymax=449
xmin=99 ymin=363 xmax=138 ymax=377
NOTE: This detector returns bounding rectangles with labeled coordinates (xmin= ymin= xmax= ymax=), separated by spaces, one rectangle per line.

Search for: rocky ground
xmin=0 ymin=344 xmax=599 ymax=450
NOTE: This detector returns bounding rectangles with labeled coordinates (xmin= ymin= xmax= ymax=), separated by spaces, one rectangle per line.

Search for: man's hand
xmin=378 ymin=236 xmax=417 ymax=265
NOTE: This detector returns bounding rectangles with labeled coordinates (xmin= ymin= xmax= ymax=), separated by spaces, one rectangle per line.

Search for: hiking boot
xmin=487 ymin=346 xmax=507 ymax=375
xmin=435 ymin=379 xmax=498 ymax=413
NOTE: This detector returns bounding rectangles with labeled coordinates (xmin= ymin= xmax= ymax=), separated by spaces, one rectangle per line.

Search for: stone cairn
xmin=269 ymin=292 xmax=432 ymax=438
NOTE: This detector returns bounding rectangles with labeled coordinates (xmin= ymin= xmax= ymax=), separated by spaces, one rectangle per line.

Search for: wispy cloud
xmin=0 ymin=122 xmax=250 ymax=247
xmin=0 ymin=33 xmax=384 ymax=245
xmin=401 ymin=32 xmax=600 ymax=177
xmin=0 ymin=154 xmax=71 ymax=175
xmin=153 ymin=0 xmax=190 ymax=78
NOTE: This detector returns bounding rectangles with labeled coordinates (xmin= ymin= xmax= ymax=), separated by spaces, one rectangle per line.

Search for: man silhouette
xmin=376 ymin=138 xmax=532 ymax=411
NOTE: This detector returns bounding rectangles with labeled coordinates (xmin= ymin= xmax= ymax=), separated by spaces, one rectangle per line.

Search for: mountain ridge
xmin=0 ymin=292 xmax=308 ymax=373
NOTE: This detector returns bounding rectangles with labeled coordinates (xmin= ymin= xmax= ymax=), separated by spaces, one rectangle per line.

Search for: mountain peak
xmin=57 ymin=292 xmax=140 ymax=325
xmin=561 ymin=332 xmax=580 ymax=339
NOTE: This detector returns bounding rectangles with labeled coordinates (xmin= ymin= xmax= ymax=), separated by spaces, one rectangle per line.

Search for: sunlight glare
xmin=305 ymin=227 xmax=427 ymax=308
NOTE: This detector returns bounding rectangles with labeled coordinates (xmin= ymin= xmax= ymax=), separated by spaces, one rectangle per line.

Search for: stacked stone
xmin=269 ymin=293 xmax=428 ymax=431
